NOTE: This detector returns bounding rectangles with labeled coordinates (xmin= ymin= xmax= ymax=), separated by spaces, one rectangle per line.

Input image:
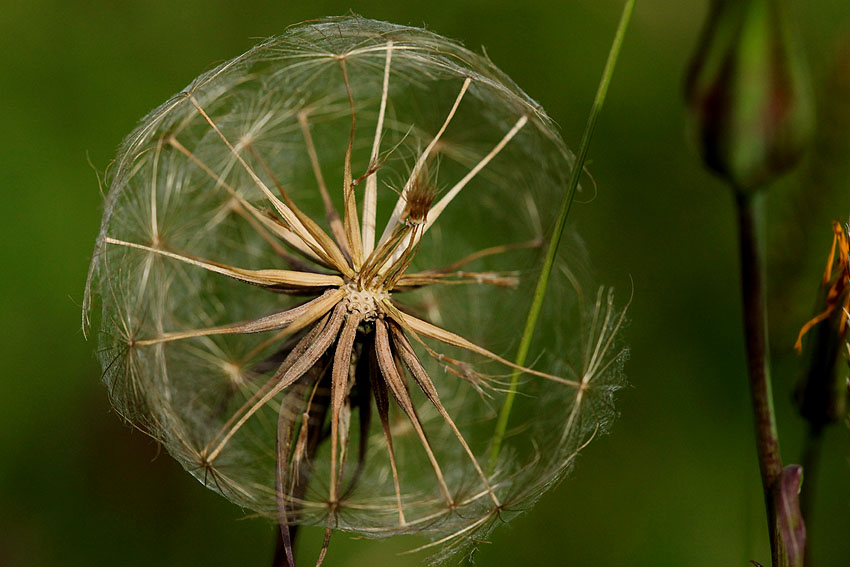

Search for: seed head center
xmin=343 ymin=284 xmax=386 ymax=320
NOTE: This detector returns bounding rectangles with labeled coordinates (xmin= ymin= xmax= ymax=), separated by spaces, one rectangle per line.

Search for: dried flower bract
xmin=84 ymin=16 xmax=627 ymax=564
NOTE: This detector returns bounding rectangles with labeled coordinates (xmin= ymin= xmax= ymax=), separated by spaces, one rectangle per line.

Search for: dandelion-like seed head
xmin=84 ymin=16 xmax=627 ymax=564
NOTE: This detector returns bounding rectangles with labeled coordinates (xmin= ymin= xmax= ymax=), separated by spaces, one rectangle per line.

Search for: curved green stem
xmin=488 ymin=0 xmax=636 ymax=472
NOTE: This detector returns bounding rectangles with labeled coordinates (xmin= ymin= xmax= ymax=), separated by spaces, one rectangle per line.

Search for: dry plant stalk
xmin=83 ymin=17 xmax=627 ymax=565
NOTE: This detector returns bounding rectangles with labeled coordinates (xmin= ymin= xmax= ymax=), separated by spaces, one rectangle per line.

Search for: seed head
xmin=83 ymin=16 xmax=627 ymax=564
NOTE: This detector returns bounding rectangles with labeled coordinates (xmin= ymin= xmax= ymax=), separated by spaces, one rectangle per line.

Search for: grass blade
xmin=488 ymin=0 xmax=636 ymax=471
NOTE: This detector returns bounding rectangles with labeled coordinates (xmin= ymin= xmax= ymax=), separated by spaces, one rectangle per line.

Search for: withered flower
xmin=795 ymin=220 xmax=850 ymax=429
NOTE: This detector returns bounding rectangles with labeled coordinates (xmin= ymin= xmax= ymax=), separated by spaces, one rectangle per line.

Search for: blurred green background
xmin=1 ymin=0 xmax=848 ymax=565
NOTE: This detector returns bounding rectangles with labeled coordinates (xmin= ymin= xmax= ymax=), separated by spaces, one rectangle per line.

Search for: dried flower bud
xmin=685 ymin=0 xmax=814 ymax=191
xmin=82 ymin=16 xmax=627 ymax=562
xmin=795 ymin=221 xmax=850 ymax=429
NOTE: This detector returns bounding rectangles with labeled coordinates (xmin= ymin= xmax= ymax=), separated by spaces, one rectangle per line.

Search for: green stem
xmin=488 ymin=0 xmax=636 ymax=472
xmin=735 ymin=192 xmax=785 ymax=567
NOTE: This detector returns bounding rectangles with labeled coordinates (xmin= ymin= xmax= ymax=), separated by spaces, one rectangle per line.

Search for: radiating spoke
xmin=167 ymin=136 xmax=329 ymax=266
xmin=358 ymin=222 xmax=414 ymax=285
xmin=340 ymin=340 xmax=373 ymax=501
xmin=329 ymin=312 xmax=363 ymax=504
xmin=379 ymin=224 xmax=426 ymax=291
xmin=374 ymin=318 xmax=453 ymax=506
xmin=204 ymin=302 xmax=346 ymax=464
xmin=276 ymin=396 xmax=296 ymax=567
xmin=378 ymin=77 xmax=472 ymax=247
xmin=385 ymin=114 xmax=529 ymax=265
xmin=397 ymin=328 xmax=497 ymax=394
xmin=204 ymin=315 xmax=330 ymax=469
xmin=422 ymin=239 xmax=542 ymax=274
xmin=188 ymin=96 xmax=328 ymax=257
xmin=231 ymin=202 xmax=324 ymax=272
xmin=134 ymin=289 xmax=342 ymax=346
xmin=369 ymin=339 xmax=406 ymax=525
xmin=362 ymin=40 xmax=393 ymax=257
xmin=240 ymin=289 xmax=346 ymax=361
xmin=104 ymin=237 xmax=343 ymax=291
xmin=297 ymin=111 xmax=350 ymax=259
xmin=390 ymin=322 xmax=500 ymax=507
xmin=382 ymin=300 xmax=580 ymax=387
xmin=426 ymin=114 xmax=528 ymax=229
xmin=149 ymin=139 xmax=162 ymax=242
xmin=245 ymin=143 xmax=354 ymax=278
xmin=288 ymin=374 xmax=326 ymax=495
xmin=395 ymin=270 xmax=519 ymax=290
xmin=338 ymin=58 xmax=364 ymax=268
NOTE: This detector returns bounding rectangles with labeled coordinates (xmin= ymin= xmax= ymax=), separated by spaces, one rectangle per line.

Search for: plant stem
xmin=735 ymin=191 xmax=785 ymax=567
xmin=799 ymin=424 xmax=822 ymax=567
xmin=487 ymin=0 xmax=635 ymax=472
xmin=273 ymin=524 xmax=300 ymax=567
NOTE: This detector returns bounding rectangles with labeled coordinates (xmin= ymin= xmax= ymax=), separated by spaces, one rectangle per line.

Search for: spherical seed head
xmin=84 ymin=16 xmax=627 ymax=560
